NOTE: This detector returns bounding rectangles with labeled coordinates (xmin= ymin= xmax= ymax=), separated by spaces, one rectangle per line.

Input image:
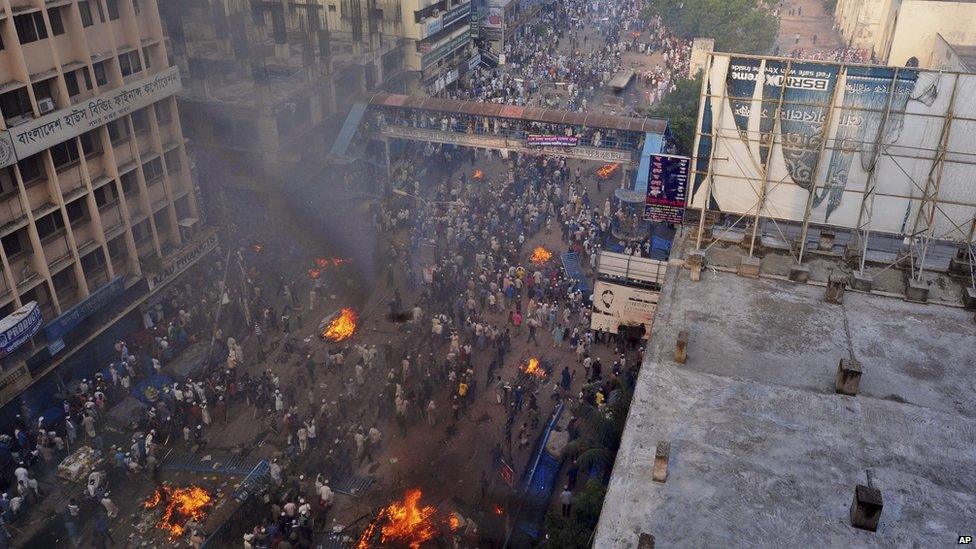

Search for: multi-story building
xmin=834 ymin=0 xmax=976 ymax=66
xmin=0 ymin=0 xmax=206 ymax=417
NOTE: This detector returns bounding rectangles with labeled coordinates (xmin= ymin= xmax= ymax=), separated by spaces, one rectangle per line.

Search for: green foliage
xmin=643 ymin=0 xmax=779 ymax=55
xmin=540 ymin=480 xmax=608 ymax=548
xmin=641 ymin=73 xmax=702 ymax=155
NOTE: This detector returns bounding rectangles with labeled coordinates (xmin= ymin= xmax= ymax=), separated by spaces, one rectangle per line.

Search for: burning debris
xmin=307 ymin=268 xmax=322 ymax=279
xmin=596 ymin=163 xmax=620 ymax=179
xmin=143 ymin=485 xmax=214 ymax=539
xmin=472 ymin=169 xmax=485 ymax=180
xmin=322 ymin=308 xmax=358 ymax=342
xmin=524 ymin=358 xmax=545 ymax=378
xmin=357 ymin=489 xmax=439 ymax=549
xmin=530 ymin=246 xmax=553 ymax=265
xmin=316 ymin=257 xmax=351 ymax=268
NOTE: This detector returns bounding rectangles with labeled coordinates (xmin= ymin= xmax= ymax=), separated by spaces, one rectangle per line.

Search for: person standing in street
xmin=560 ymin=486 xmax=573 ymax=517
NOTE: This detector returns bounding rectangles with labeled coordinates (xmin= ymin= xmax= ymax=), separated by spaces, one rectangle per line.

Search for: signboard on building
xmin=485 ymin=7 xmax=504 ymax=29
xmin=146 ymin=230 xmax=220 ymax=292
xmin=527 ymin=134 xmax=579 ymax=147
xmin=0 ymin=302 xmax=42 ymax=358
xmin=0 ymin=362 xmax=32 ymax=406
xmin=1 ymin=66 xmax=182 ymax=168
xmin=589 ymin=280 xmax=658 ymax=336
xmin=43 ymin=277 xmax=125 ymax=341
xmin=643 ymin=153 xmax=689 ymax=223
xmin=691 ymin=53 xmax=976 ymax=243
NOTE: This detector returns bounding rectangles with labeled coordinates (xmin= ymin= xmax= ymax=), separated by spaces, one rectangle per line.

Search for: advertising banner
xmin=526 ymin=134 xmax=579 ymax=146
xmin=43 ymin=277 xmax=125 ymax=341
xmin=691 ymin=53 xmax=976 ymax=243
xmin=0 ymin=302 xmax=42 ymax=358
xmin=589 ymin=281 xmax=658 ymax=335
xmin=643 ymin=154 xmax=689 ymax=223
xmin=1 ymin=66 xmax=181 ymax=167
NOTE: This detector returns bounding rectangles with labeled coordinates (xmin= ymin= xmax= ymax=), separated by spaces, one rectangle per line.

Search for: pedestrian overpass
xmin=330 ymin=93 xmax=672 ymax=184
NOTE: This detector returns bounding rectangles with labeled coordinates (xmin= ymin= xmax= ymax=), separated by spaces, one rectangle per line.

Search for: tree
xmin=641 ymin=73 xmax=702 ymax=156
xmin=540 ymin=480 xmax=608 ymax=548
xmin=643 ymin=0 xmax=779 ymax=55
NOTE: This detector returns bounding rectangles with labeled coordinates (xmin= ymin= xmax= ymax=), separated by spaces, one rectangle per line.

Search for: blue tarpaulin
xmin=132 ymin=373 xmax=174 ymax=405
xmin=560 ymin=252 xmax=591 ymax=295
xmin=328 ymin=102 xmax=367 ymax=159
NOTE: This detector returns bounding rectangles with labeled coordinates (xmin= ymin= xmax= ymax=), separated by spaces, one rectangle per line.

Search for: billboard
xmin=691 ymin=54 xmax=976 ymax=243
xmin=527 ymin=134 xmax=579 ymax=146
xmin=644 ymin=154 xmax=689 ymax=223
xmin=590 ymin=281 xmax=658 ymax=336
xmin=0 ymin=302 xmax=41 ymax=358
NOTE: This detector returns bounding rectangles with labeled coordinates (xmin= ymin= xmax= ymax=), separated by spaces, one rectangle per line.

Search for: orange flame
xmin=596 ymin=163 xmax=620 ymax=179
xmin=449 ymin=514 xmax=461 ymax=531
xmin=316 ymin=257 xmax=351 ymax=268
xmin=143 ymin=485 xmax=213 ymax=539
xmin=530 ymin=246 xmax=553 ymax=265
xmin=307 ymin=268 xmax=322 ymax=279
xmin=524 ymin=358 xmax=544 ymax=378
xmin=493 ymin=503 xmax=504 ymax=516
xmin=472 ymin=170 xmax=485 ymax=180
xmin=357 ymin=489 xmax=437 ymax=549
xmin=323 ymin=308 xmax=358 ymax=342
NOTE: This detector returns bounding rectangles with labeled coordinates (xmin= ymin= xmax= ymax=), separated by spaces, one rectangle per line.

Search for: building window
xmin=0 ymin=88 xmax=33 ymax=123
xmin=119 ymin=50 xmax=142 ymax=77
xmin=132 ymin=0 xmax=141 ymax=16
xmin=79 ymin=1 xmax=95 ymax=27
xmin=132 ymin=219 xmax=151 ymax=243
xmin=164 ymin=149 xmax=182 ymax=173
xmin=65 ymin=71 xmax=81 ymax=97
xmin=107 ymin=119 xmax=129 ymax=143
xmin=94 ymin=183 xmax=118 ymax=207
xmin=14 ymin=12 xmax=49 ymax=44
xmin=66 ymin=198 xmax=89 ymax=226
xmin=154 ymin=101 xmax=172 ymax=124
xmin=17 ymin=154 xmax=44 ymax=184
xmin=50 ymin=140 xmax=82 ymax=169
xmin=81 ymin=248 xmax=106 ymax=274
xmin=131 ymin=108 xmax=150 ymax=133
xmin=143 ymin=157 xmax=163 ymax=182
xmin=0 ymin=168 xmax=16 ymax=197
xmin=35 ymin=211 xmax=66 ymax=240
xmin=92 ymin=61 xmax=109 ymax=87
xmin=106 ymin=0 xmax=121 ymax=20
xmin=107 ymin=234 xmax=126 ymax=258
xmin=48 ymin=8 xmax=66 ymax=36
xmin=51 ymin=269 xmax=77 ymax=297
xmin=120 ymin=171 xmax=139 ymax=197
xmin=142 ymin=47 xmax=152 ymax=69
xmin=1 ymin=230 xmax=30 ymax=258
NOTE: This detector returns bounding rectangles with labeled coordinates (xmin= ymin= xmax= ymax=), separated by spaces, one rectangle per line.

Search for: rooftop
xmin=594 ymin=241 xmax=976 ymax=547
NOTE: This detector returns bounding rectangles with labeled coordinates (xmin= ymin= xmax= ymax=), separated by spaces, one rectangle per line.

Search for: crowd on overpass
xmin=446 ymin=0 xmax=691 ymax=113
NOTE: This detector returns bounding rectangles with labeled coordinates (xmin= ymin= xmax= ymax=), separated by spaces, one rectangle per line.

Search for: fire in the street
xmin=472 ymin=169 xmax=485 ymax=180
xmin=357 ymin=489 xmax=437 ymax=549
xmin=307 ymin=268 xmax=322 ymax=279
xmin=323 ymin=308 xmax=358 ymax=341
xmin=449 ymin=513 xmax=461 ymax=531
xmin=143 ymin=485 xmax=213 ymax=538
xmin=493 ymin=504 xmax=504 ymax=516
xmin=316 ymin=257 xmax=351 ymax=268
xmin=596 ymin=163 xmax=620 ymax=179
xmin=524 ymin=358 xmax=544 ymax=378
xmin=530 ymin=246 xmax=553 ymax=265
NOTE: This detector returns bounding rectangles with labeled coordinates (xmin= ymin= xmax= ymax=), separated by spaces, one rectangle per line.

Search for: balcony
xmin=43 ymin=233 xmax=73 ymax=273
xmin=0 ymin=193 xmax=27 ymax=236
xmin=9 ymin=255 xmax=40 ymax=291
xmin=99 ymin=202 xmax=125 ymax=237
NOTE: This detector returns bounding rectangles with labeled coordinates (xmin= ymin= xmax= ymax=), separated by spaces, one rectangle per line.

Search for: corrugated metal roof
xmin=362 ymin=93 xmax=668 ymax=134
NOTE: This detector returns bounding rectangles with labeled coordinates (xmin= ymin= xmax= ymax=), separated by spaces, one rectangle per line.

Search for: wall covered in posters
xmin=589 ymin=281 xmax=658 ymax=336
xmin=690 ymin=53 xmax=976 ymax=243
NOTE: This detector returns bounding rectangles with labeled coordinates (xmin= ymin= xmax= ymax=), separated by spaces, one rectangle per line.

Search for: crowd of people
xmin=784 ymin=46 xmax=869 ymax=63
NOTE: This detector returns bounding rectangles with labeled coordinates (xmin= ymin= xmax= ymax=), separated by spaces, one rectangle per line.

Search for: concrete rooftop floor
xmin=594 ymin=250 xmax=976 ymax=547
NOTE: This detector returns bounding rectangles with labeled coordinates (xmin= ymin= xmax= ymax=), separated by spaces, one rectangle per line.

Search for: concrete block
xmin=739 ymin=231 xmax=759 ymax=251
xmin=948 ymin=254 xmax=972 ymax=277
xmin=963 ymin=287 xmax=976 ymax=310
xmin=685 ymin=252 xmax=704 ymax=282
xmin=905 ymin=279 xmax=929 ymax=303
xmin=652 ymin=441 xmax=670 ymax=483
xmin=844 ymin=242 xmax=862 ymax=261
xmin=850 ymin=272 xmax=873 ymax=292
xmin=737 ymin=256 xmax=760 ymax=278
xmin=850 ymin=484 xmax=883 ymax=532
xmin=637 ymin=533 xmax=655 ymax=549
xmin=825 ymin=275 xmax=846 ymax=304
xmin=818 ymin=231 xmax=836 ymax=251
xmin=788 ymin=264 xmax=810 ymax=283
xmin=835 ymin=357 xmax=862 ymax=396
xmin=674 ymin=330 xmax=688 ymax=364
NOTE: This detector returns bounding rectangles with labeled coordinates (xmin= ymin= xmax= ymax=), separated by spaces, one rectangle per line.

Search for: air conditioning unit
xmin=38 ymin=98 xmax=55 ymax=114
